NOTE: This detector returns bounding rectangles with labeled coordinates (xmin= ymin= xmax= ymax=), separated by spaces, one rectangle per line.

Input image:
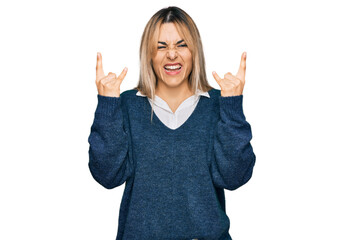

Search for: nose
xmin=166 ymin=49 xmax=178 ymax=60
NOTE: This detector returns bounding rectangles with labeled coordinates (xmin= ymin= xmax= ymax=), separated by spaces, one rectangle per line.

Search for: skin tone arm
xmin=212 ymin=52 xmax=247 ymax=97
xmin=96 ymin=52 xmax=128 ymax=97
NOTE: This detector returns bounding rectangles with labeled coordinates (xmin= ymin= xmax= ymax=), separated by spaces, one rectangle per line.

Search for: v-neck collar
xmin=135 ymin=89 xmax=214 ymax=132
xmin=136 ymin=89 xmax=210 ymax=114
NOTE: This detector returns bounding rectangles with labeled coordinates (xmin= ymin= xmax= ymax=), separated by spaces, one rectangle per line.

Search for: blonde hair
xmin=134 ymin=6 xmax=213 ymax=121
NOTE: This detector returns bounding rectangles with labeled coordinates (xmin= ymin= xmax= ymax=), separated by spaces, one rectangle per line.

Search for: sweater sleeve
xmin=210 ymin=94 xmax=256 ymax=191
xmin=87 ymin=93 xmax=133 ymax=189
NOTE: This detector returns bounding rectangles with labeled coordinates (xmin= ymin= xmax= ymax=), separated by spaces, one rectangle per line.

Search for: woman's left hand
xmin=212 ymin=52 xmax=247 ymax=97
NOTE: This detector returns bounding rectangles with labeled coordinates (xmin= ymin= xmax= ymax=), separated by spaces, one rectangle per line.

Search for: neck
xmin=155 ymin=80 xmax=194 ymax=113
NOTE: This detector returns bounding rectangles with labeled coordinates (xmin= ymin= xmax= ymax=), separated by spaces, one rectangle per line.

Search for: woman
xmin=88 ymin=6 xmax=256 ymax=240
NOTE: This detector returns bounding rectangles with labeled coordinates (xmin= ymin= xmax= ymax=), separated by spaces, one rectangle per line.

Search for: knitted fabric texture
xmin=88 ymin=88 xmax=256 ymax=240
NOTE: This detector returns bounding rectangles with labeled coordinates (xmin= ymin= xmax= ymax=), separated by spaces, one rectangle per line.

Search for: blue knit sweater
xmin=88 ymin=88 xmax=256 ymax=240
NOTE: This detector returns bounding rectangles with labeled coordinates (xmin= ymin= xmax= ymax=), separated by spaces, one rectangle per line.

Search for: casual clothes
xmin=88 ymin=88 xmax=256 ymax=240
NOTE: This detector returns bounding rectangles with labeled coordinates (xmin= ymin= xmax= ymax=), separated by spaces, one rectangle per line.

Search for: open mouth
xmin=164 ymin=63 xmax=182 ymax=72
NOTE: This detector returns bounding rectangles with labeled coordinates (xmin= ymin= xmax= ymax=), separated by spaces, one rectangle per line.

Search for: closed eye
xmin=157 ymin=44 xmax=188 ymax=49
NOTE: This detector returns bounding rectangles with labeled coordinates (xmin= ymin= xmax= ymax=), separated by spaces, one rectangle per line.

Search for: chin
xmin=159 ymin=76 xmax=184 ymax=86
xmin=163 ymin=80 xmax=184 ymax=88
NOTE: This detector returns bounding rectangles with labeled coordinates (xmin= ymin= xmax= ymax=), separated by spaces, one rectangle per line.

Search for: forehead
xmin=158 ymin=23 xmax=183 ymax=42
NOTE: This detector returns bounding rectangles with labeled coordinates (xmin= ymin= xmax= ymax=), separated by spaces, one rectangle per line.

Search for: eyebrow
xmin=158 ymin=39 xmax=184 ymax=45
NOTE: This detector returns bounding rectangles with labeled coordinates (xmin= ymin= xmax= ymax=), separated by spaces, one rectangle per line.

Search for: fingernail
xmin=124 ymin=67 xmax=128 ymax=71
xmin=212 ymin=71 xmax=215 ymax=74
xmin=245 ymin=52 xmax=247 ymax=58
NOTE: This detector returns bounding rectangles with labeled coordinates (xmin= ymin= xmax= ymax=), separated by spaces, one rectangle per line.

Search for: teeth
xmin=164 ymin=65 xmax=181 ymax=70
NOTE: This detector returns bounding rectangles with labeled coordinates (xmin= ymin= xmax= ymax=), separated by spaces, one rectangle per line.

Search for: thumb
xmin=117 ymin=67 xmax=128 ymax=84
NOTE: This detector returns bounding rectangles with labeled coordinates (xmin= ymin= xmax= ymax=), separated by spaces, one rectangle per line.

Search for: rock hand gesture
xmin=212 ymin=52 xmax=247 ymax=97
xmin=96 ymin=52 xmax=128 ymax=97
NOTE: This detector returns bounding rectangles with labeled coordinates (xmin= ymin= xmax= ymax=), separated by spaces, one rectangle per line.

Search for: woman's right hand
xmin=96 ymin=52 xmax=128 ymax=97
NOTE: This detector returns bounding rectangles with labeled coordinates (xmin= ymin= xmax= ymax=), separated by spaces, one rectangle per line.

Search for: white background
xmin=1 ymin=0 xmax=361 ymax=239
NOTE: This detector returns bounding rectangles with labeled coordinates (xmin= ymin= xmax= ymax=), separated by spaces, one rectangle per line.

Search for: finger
xmin=117 ymin=67 xmax=128 ymax=83
xmin=224 ymin=72 xmax=233 ymax=78
xmin=236 ymin=52 xmax=246 ymax=80
xmin=101 ymin=72 xmax=116 ymax=84
xmin=212 ymin=71 xmax=222 ymax=85
xmin=99 ymin=72 xmax=116 ymax=85
xmin=224 ymin=73 xmax=239 ymax=82
xmin=96 ymin=52 xmax=105 ymax=81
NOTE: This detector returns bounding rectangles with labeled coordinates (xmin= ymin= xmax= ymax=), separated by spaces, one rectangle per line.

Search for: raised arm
xmin=210 ymin=94 xmax=256 ymax=190
xmin=87 ymin=52 xmax=132 ymax=189
xmin=211 ymin=52 xmax=256 ymax=190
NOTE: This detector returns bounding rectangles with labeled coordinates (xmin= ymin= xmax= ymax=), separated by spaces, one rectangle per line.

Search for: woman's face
xmin=152 ymin=23 xmax=192 ymax=89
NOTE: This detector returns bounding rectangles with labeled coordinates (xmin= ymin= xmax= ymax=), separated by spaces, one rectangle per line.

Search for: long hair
xmin=134 ymin=6 xmax=213 ymax=122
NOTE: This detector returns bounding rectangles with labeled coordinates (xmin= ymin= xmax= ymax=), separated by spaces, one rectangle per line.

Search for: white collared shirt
xmin=136 ymin=89 xmax=210 ymax=130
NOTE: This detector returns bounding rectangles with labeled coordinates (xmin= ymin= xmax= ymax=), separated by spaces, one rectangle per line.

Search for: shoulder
xmin=121 ymin=89 xmax=138 ymax=98
xmin=120 ymin=89 xmax=138 ymax=102
xmin=206 ymin=88 xmax=221 ymax=107
xmin=117 ymin=89 xmax=138 ymax=112
xmin=208 ymin=88 xmax=221 ymax=98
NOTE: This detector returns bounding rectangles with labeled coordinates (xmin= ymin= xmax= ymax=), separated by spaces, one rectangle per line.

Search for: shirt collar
xmin=136 ymin=89 xmax=210 ymax=98
xmin=136 ymin=89 xmax=210 ymax=113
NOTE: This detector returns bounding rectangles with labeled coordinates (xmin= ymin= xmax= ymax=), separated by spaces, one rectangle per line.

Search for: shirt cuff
xmin=95 ymin=94 xmax=122 ymax=119
xmin=219 ymin=95 xmax=246 ymax=123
